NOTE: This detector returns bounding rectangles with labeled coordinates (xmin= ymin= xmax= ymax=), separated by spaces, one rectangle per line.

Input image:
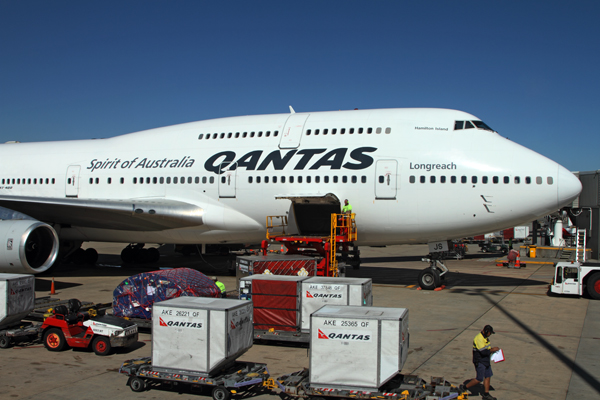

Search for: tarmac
xmin=1 ymin=243 xmax=599 ymax=400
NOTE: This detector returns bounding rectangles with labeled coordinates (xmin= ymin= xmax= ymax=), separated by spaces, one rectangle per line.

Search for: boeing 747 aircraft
xmin=0 ymin=108 xmax=581 ymax=282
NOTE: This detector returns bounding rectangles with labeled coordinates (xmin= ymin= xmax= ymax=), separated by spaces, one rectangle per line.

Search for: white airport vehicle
xmin=549 ymin=261 xmax=600 ymax=299
xmin=0 ymin=108 xmax=581 ymax=276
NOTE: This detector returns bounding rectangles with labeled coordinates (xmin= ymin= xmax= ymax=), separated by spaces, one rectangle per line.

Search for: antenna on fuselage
xmin=289 ymin=106 xmax=295 ymax=114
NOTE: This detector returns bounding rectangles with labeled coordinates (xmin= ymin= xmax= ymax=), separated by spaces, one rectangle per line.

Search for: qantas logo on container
xmin=317 ymin=329 xmax=371 ymax=341
xmin=159 ymin=317 xmax=203 ymax=329
xmin=10 ymin=287 xmax=32 ymax=295
xmin=306 ymin=291 xmax=342 ymax=299
xmin=230 ymin=316 xmax=251 ymax=330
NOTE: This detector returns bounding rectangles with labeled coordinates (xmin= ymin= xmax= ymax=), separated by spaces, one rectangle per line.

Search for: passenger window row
xmin=87 ymin=176 xmax=218 ymax=185
xmin=247 ymin=175 xmax=368 ymax=184
xmin=2 ymin=178 xmax=56 ymax=185
xmin=409 ymin=175 xmax=554 ymax=185
xmin=306 ymin=127 xmax=391 ymax=136
xmin=198 ymin=131 xmax=279 ymax=140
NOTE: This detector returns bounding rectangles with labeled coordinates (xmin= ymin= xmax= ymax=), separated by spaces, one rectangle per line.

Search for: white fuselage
xmin=0 ymin=108 xmax=581 ymax=246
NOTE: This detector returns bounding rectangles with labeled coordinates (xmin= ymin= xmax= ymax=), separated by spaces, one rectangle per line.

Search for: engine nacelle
xmin=0 ymin=220 xmax=59 ymax=274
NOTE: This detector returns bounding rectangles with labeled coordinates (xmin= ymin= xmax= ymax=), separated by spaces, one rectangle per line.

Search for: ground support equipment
xmin=120 ymin=357 xmax=270 ymax=400
xmin=0 ymin=321 xmax=40 ymax=348
xmin=479 ymin=242 xmax=508 ymax=254
xmin=28 ymin=296 xmax=111 ymax=320
xmin=40 ymin=299 xmax=138 ymax=355
xmin=0 ymin=297 xmax=115 ymax=349
xmin=266 ymin=213 xmax=359 ymax=277
xmin=253 ymin=329 xmax=308 ymax=343
xmin=270 ymin=369 xmax=465 ymax=400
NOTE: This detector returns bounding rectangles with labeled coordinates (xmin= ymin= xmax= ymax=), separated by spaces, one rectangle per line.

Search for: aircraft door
xmin=65 ymin=165 xmax=81 ymax=198
xmin=218 ymin=162 xmax=237 ymax=198
xmin=279 ymin=114 xmax=309 ymax=149
xmin=375 ymin=160 xmax=398 ymax=199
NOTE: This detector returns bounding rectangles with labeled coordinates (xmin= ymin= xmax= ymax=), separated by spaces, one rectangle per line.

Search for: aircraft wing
xmin=0 ymin=195 xmax=203 ymax=231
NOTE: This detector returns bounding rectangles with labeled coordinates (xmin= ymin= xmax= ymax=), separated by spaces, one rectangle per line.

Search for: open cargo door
xmin=275 ymin=193 xmax=341 ymax=236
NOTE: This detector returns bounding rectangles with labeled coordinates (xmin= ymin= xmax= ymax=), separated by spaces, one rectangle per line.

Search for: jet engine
xmin=0 ymin=220 xmax=59 ymax=274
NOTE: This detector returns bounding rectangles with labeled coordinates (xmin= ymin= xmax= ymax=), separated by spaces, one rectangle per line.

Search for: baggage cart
xmin=271 ymin=368 xmax=465 ymax=400
xmin=120 ymin=357 xmax=269 ymax=400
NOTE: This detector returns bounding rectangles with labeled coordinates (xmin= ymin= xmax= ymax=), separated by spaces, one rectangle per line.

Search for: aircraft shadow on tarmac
xmin=475 ymin=291 xmax=600 ymax=396
xmin=36 ymin=253 xmax=234 ymax=279
xmin=347 ymin=265 xmax=548 ymax=288
xmin=360 ymin=251 xmax=501 ymax=264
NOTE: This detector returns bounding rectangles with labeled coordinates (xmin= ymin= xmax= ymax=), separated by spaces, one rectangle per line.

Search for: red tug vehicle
xmin=41 ymin=299 xmax=138 ymax=356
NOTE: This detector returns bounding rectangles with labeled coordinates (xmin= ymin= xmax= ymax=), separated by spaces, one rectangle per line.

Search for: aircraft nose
xmin=557 ymin=166 xmax=582 ymax=208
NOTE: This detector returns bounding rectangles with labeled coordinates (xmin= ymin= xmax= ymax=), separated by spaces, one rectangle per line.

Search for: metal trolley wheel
xmin=0 ymin=335 xmax=12 ymax=349
xmin=212 ymin=386 xmax=231 ymax=400
xmin=129 ymin=376 xmax=147 ymax=392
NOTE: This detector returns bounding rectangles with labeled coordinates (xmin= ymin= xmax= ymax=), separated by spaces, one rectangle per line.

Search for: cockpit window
xmin=472 ymin=121 xmax=494 ymax=132
xmin=454 ymin=120 xmax=495 ymax=132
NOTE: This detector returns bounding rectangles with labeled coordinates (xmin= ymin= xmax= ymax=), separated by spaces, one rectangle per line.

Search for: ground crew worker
xmin=460 ymin=325 xmax=499 ymax=400
xmin=342 ymin=199 xmax=352 ymax=214
xmin=339 ymin=199 xmax=352 ymax=236
xmin=212 ymin=276 xmax=226 ymax=298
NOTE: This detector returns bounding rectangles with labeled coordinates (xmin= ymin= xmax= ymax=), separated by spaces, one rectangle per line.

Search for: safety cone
xmin=49 ymin=277 xmax=56 ymax=295
xmin=514 ymin=254 xmax=521 ymax=269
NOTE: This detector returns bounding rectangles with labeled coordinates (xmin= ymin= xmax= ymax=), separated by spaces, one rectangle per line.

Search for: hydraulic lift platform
xmin=265 ymin=213 xmax=358 ymax=277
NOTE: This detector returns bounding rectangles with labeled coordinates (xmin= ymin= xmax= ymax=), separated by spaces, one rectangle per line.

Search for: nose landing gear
xmin=418 ymin=251 xmax=449 ymax=290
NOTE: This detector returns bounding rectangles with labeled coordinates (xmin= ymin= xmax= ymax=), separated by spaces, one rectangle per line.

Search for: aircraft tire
xmin=85 ymin=248 xmax=98 ymax=264
xmin=121 ymin=247 xmax=135 ymax=264
xmin=586 ymin=273 xmax=600 ymax=300
xmin=418 ymin=267 xmax=440 ymax=290
xmin=71 ymin=248 xmax=86 ymax=264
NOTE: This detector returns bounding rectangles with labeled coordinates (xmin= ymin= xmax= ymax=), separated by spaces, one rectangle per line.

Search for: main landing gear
xmin=418 ymin=252 xmax=449 ymax=290
xmin=121 ymin=243 xmax=160 ymax=264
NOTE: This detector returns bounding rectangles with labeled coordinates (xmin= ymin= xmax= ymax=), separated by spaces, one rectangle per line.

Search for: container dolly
xmin=267 ymin=368 xmax=466 ymax=400
xmin=120 ymin=357 xmax=270 ymax=400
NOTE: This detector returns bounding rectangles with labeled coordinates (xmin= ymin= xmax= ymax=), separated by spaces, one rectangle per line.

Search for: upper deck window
xmin=454 ymin=120 xmax=495 ymax=132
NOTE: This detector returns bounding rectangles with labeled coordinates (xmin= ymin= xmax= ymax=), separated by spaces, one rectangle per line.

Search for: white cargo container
xmin=0 ymin=274 xmax=35 ymax=329
xmin=513 ymin=226 xmax=530 ymax=239
xmin=152 ymin=297 xmax=253 ymax=375
xmin=310 ymin=305 xmax=409 ymax=390
xmin=300 ymin=277 xmax=372 ymax=332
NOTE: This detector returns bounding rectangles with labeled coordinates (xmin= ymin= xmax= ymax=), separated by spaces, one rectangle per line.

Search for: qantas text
xmin=205 ymin=147 xmax=377 ymax=174
xmin=326 ymin=332 xmax=371 ymax=341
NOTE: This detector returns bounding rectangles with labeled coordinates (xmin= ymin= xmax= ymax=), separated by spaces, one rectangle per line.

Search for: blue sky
xmin=1 ymin=1 xmax=598 ymax=172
